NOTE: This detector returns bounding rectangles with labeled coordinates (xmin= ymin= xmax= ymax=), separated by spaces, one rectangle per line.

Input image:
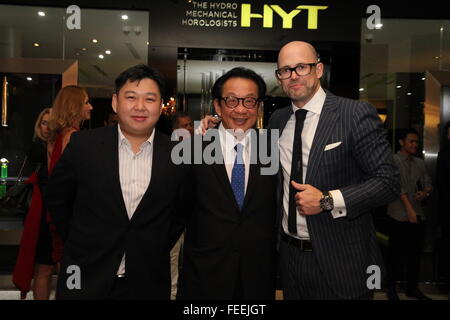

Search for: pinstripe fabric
xmin=269 ymin=90 xmax=400 ymax=299
xmin=279 ymin=240 xmax=373 ymax=300
xmin=116 ymin=125 xmax=154 ymax=275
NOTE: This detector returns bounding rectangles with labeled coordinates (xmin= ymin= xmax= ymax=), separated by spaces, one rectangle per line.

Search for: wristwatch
xmin=320 ymin=191 xmax=334 ymax=211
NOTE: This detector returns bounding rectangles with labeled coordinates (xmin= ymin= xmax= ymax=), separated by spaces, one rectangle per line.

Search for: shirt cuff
xmin=330 ymin=190 xmax=347 ymax=219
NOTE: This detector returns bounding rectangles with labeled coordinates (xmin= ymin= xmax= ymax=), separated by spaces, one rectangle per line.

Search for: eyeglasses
xmin=219 ymin=96 xmax=261 ymax=109
xmin=275 ymin=63 xmax=318 ymax=80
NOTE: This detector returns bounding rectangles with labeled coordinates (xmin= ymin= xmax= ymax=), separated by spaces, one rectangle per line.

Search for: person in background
xmin=46 ymin=86 xmax=93 ymax=265
xmin=171 ymin=112 xmax=194 ymax=138
xmin=386 ymin=128 xmax=433 ymax=300
xmin=104 ymin=109 xmax=119 ymax=127
xmin=29 ymin=108 xmax=53 ymax=299
xmin=13 ymin=108 xmax=55 ymax=300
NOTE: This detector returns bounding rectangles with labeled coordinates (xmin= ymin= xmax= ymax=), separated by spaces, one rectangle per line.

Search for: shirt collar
xmin=118 ymin=124 xmax=155 ymax=148
xmin=291 ymin=86 xmax=326 ymax=115
xmin=397 ymin=151 xmax=413 ymax=161
xmin=218 ymin=123 xmax=251 ymax=153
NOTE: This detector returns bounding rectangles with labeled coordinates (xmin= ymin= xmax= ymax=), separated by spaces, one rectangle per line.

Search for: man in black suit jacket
xmin=46 ymin=65 xmax=188 ymax=299
xmin=269 ymin=41 xmax=400 ymax=299
xmin=177 ymin=67 xmax=277 ymax=300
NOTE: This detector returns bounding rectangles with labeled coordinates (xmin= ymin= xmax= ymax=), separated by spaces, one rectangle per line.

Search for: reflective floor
xmin=0 ymin=275 xmax=447 ymax=300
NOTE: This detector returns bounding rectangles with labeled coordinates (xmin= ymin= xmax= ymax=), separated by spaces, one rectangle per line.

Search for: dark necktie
xmin=231 ymin=143 xmax=245 ymax=211
xmin=288 ymin=109 xmax=308 ymax=234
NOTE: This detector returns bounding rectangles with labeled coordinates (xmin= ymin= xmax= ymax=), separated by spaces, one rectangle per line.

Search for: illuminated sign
xmin=241 ymin=4 xmax=328 ymax=29
xmin=181 ymin=2 xmax=329 ymax=30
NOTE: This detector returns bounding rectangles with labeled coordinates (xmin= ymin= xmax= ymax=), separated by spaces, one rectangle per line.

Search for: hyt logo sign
xmin=241 ymin=4 xmax=328 ymax=29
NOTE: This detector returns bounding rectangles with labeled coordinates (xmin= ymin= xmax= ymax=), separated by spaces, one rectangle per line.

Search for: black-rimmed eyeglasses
xmin=275 ymin=63 xmax=318 ymax=80
xmin=219 ymin=96 xmax=261 ymax=109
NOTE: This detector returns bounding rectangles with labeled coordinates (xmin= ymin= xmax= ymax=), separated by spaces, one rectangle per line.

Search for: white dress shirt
xmin=116 ymin=125 xmax=154 ymax=275
xmin=218 ymin=123 xmax=251 ymax=193
xmin=280 ymin=87 xmax=347 ymax=240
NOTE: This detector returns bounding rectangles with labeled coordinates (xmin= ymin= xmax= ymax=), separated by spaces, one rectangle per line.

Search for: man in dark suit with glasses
xmin=269 ymin=41 xmax=400 ymax=300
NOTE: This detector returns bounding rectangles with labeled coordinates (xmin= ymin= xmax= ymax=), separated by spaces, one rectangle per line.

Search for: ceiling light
xmin=396 ymin=85 xmax=402 ymax=89
xmin=105 ymin=50 xmax=111 ymax=55
xmin=359 ymin=88 xmax=365 ymax=92
xmin=98 ymin=54 xmax=104 ymax=59
xmin=81 ymin=47 xmax=87 ymax=51
xmin=375 ymin=23 xmax=383 ymax=29
xmin=33 ymin=42 xmax=40 ymax=47
xmin=92 ymin=39 xmax=98 ymax=43
xmin=26 ymin=77 xmax=32 ymax=81
xmin=147 ymin=41 xmax=149 ymax=46
xmin=121 ymin=15 xmax=128 ymax=20
xmin=38 ymin=11 xmax=45 ymax=17
xmin=407 ymin=93 xmax=412 ymax=96
xmin=421 ymin=77 xmax=426 ymax=81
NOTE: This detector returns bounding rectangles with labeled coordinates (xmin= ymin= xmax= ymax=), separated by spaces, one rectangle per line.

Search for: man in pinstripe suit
xmin=269 ymin=41 xmax=400 ymax=299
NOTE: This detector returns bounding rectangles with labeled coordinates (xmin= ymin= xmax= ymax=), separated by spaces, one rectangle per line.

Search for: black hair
xmin=398 ymin=128 xmax=419 ymax=141
xmin=171 ymin=112 xmax=192 ymax=129
xmin=211 ymin=67 xmax=267 ymax=101
xmin=115 ymin=64 xmax=166 ymax=97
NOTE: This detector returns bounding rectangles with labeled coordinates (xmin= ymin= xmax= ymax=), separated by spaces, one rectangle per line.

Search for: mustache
xmin=288 ymin=79 xmax=306 ymax=86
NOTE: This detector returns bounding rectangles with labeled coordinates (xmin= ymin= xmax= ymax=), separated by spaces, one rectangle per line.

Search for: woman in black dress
xmin=27 ymin=108 xmax=54 ymax=299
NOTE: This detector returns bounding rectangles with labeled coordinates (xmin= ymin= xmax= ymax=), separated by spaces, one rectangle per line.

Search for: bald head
xmin=276 ymin=41 xmax=323 ymax=108
xmin=278 ymin=41 xmax=319 ymax=68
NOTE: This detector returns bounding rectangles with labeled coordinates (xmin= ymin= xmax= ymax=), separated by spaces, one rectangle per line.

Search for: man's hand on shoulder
xmin=195 ymin=115 xmax=221 ymax=135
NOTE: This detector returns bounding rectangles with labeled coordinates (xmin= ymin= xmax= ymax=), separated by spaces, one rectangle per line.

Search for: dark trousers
xmin=233 ymin=260 xmax=244 ymax=300
xmin=108 ymin=276 xmax=129 ymax=300
xmin=279 ymin=240 xmax=373 ymax=300
xmin=386 ymin=217 xmax=425 ymax=292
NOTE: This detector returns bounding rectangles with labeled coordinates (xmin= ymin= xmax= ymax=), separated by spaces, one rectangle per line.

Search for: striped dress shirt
xmin=116 ymin=125 xmax=154 ymax=275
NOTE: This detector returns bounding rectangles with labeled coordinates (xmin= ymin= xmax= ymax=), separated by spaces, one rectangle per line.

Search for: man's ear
xmin=316 ymin=62 xmax=324 ymax=79
xmin=213 ymin=99 xmax=222 ymax=117
xmin=399 ymin=139 xmax=404 ymax=147
xmin=112 ymin=94 xmax=118 ymax=113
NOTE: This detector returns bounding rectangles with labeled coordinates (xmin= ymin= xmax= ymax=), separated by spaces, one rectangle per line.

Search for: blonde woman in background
xmin=28 ymin=108 xmax=55 ymax=299
xmin=13 ymin=107 xmax=53 ymax=299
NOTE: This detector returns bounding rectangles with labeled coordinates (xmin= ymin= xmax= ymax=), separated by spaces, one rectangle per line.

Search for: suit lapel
xmin=207 ymin=139 xmax=242 ymax=213
xmin=242 ymin=161 xmax=259 ymax=214
xmin=131 ymin=130 xmax=166 ymax=222
xmin=241 ymin=131 xmax=261 ymax=214
xmin=101 ymin=125 xmax=129 ymax=222
xmin=305 ymin=92 xmax=339 ymax=184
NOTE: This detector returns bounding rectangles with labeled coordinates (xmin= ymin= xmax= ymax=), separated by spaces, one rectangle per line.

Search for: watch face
xmin=320 ymin=194 xmax=334 ymax=211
